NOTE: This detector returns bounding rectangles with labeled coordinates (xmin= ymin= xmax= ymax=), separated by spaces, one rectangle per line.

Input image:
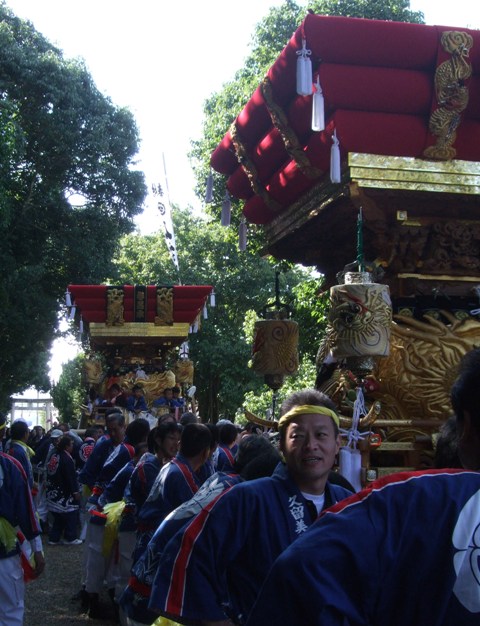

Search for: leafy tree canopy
xmin=0 ymin=3 xmax=146 ymax=409
xmin=50 ymin=354 xmax=85 ymax=425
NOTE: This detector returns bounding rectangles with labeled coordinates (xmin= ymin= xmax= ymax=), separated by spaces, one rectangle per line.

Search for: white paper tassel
xmin=192 ymin=319 xmax=199 ymax=333
xmin=210 ymin=291 xmax=216 ymax=307
xmin=339 ymin=447 xmax=362 ymax=492
xmin=203 ymin=304 xmax=208 ymax=319
xmin=205 ymin=169 xmax=214 ymax=203
xmin=239 ymin=217 xmax=247 ymax=252
xmin=65 ymin=289 xmax=72 ymax=307
xmin=311 ymin=75 xmax=325 ymax=132
xmin=296 ymin=39 xmax=313 ymax=96
xmin=179 ymin=341 xmax=189 ymax=358
xmin=221 ymin=191 xmax=231 ymax=227
xmin=79 ymin=316 xmax=84 ymax=334
xmin=330 ymin=130 xmax=341 ymax=183
xmin=68 ymin=305 xmax=76 ymax=320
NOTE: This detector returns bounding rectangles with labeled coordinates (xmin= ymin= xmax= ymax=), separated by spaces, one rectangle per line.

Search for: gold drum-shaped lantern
xmin=251 ymin=319 xmax=299 ymax=381
xmin=329 ymin=272 xmax=392 ymax=359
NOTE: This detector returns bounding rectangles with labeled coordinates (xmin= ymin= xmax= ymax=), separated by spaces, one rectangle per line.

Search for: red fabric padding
xmin=453 ymin=120 xmax=480 ymax=160
xmin=235 ymin=86 xmax=273 ymax=147
xmin=304 ymin=14 xmax=439 ymax=70
xmin=465 ymin=75 xmax=480 ymax=120
xmin=210 ymin=132 xmax=238 ymax=175
xmin=242 ymin=194 xmax=279 ymax=225
xmin=68 ymin=285 xmax=213 ymax=325
xmin=320 ymin=64 xmax=433 ymax=115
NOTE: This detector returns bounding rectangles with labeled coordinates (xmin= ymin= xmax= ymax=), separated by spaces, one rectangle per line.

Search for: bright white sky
xmin=4 ymin=0 xmax=479 ymax=382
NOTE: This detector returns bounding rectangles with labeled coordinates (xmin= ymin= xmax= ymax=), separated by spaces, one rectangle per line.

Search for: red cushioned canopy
xmin=67 ymin=284 xmax=213 ymax=358
xmin=211 ymin=14 xmax=480 ymax=226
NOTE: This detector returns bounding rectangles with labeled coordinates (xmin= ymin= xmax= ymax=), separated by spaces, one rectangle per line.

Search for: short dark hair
xmin=125 ymin=418 xmax=150 ymax=446
xmin=105 ymin=410 xmax=125 ymax=426
xmin=149 ymin=422 xmax=182 ymax=453
xmin=233 ymin=434 xmax=279 ymax=473
xmin=278 ymin=389 xmax=339 ymax=442
xmin=11 ymin=420 xmax=29 ymax=440
xmin=57 ymin=435 xmax=74 ymax=453
xmin=180 ymin=412 xmax=197 ymax=426
xmin=218 ymin=423 xmax=238 ymax=446
xmin=205 ymin=423 xmax=219 ymax=450
xmin=180 ymin=423 xmax=212 ymax=458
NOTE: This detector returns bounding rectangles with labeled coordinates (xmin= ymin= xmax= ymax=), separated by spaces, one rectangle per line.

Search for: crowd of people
xmin=0 ymin=347 xmax=479 ymax=625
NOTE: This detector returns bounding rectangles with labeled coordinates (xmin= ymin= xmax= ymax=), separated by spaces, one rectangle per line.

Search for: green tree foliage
xmin=50 ymin=354 xmax=85 ymax=425
xmin=113 ymin=208 xmax=320 ymax=420
xmin=311 ymin=0 xmax=424 ymax=22
xmin=0 ymin=4 xmax=146 ymax=409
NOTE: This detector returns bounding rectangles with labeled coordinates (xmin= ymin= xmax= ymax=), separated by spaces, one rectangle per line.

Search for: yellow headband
xmin=278 ymin=404 xmax=340 ymax=429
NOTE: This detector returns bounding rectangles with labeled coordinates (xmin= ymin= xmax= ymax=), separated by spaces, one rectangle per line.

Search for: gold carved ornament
xmin=423 ymin=31 xmax=473 ymax=161
xmin=106 ymin=288 xmax=125 ymax=326
xmin=260 ymin=76 xmax=322 ymax=180
xmin=317 ymin=313 xmax=480 ymax=440
xmin=155 ymin=287 xmax=174 ymax=326
xmin=229 ymin=122 xmax=281 ymax=212
xmin=174 ymin=359 xmax=194 ymax=385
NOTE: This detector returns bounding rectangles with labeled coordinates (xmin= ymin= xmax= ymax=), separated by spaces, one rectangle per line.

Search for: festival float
xmin=66 ymin=284 xmax=213 ymax=426
xmin=210 ymin=13 xmax=480 ymax=484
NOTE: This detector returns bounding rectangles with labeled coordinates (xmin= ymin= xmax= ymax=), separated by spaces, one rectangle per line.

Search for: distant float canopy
xmin=66 ymin=284 xmax=213 ymax=358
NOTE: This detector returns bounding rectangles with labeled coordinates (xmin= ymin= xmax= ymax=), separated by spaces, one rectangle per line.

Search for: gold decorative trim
xmin=423 ymin=31 xmax=473 ymax=160
xmin=398 ymin=273 xmax=480 ymax=282
xmin=261 ymin=76 xmax=321 ymax=180
xmin=89 ymin=322 xmax=190 ymax=338
xmin=106 ymin=287 xmax=125 ymax=326
xmin=348 ymin=153 xmax=480 ymax=194
xmin=230 ymin=122 xmax=281 ymax=211
xmin=155 ymin=287 xmax=174 ymax=326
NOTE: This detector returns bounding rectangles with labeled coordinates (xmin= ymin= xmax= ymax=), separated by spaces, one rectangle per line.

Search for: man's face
xmin=165 ymin=389 xmax=173 ymax=400
xmin=159 ymin=431 xmax=180 ymax=461
xmin=281 ymin=413 xmax=340 ymax=494
xmin=107 ymin=420 xmax=125 ymax=445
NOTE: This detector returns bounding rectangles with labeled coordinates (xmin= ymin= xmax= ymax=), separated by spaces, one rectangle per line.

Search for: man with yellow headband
xmin=246 ymin=348 xmax=480 ymax=626
xmin=149 ymin=389 xmax=352 ymax=626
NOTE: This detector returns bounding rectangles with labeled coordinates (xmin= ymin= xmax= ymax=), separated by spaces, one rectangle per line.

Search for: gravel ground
xmin=24 ymin=542 xmax=118 ymax=625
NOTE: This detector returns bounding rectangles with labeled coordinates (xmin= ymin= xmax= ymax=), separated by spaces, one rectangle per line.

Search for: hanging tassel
xmin=65 ymin=289 xmax=72 ymax=307
xmin=210 ymin=291 xmax=216 ymax=307
xmin=203 ymin=305 xmax=208 ymax=320
xmin=330 ymin=130 xmax=341 ymax=183
xmin=68 ymin=305 xmax=76 ymax=320
xmin=311 ymin=75 xmax=325 ymax=132
xmin=79 ymin=316 xmax=84 ymax=334
xmin=338 ymin=386 xmax=370 ymax=492
xmin=221 ymin=191 xmax=231 ymax=227
xmin=179 ymin=341 xmax=189 ymax=358
xmin=205 ymin=169 xmax=214 ymax=204
xmin=238 ymin=217 xmax=247 ymax=252
xmin=192 ymin=319 xmax=199 ymax=333
xmin=296 ymin=39 xmax=312 ymax=96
